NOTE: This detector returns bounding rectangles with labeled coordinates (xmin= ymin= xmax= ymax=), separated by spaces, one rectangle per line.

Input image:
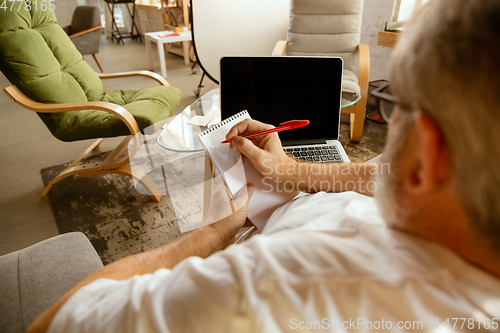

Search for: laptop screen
xmin=220 ymin=56 xmax=343 ymax=145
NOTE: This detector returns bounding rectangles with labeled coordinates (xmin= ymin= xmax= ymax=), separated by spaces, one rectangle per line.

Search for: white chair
xmin=191 ymin=0 xmax=291 ymax=95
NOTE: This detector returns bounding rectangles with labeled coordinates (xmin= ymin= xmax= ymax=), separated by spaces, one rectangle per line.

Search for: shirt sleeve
xmin=47 ymin=193 xmax=500 ymax=333
xmin=47 ymin=250 xmax=255 ymax=333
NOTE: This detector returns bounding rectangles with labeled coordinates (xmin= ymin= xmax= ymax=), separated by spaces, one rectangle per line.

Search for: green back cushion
xmin=0 ymin=8 xmax=105 ymax=103
xmin=0 ymin=8 xmax=182 ymax=142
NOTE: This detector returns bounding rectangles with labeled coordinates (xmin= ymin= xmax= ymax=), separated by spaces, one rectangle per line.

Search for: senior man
xmin=29 ymin=0 xmax=500 ymax=332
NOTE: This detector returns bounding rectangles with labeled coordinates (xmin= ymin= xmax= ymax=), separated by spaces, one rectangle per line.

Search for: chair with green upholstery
xmin=0 ymin=7 xmax=182 ymax=201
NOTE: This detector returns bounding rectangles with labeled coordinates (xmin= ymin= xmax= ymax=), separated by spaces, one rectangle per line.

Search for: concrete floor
xmin=0 ymin=36 xmax=217 ymax=255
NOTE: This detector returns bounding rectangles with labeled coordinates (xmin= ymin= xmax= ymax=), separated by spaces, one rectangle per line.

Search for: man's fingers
xmin=225 ymin=119 xmax=275 ymax=141
xmin=227 ymin=120 xmax=252 ymax=138
xmin=232 ymin=136 xmax=264 ymax=163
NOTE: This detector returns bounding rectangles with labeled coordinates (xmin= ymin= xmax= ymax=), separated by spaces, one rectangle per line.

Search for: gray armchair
xmin=0 ymin=232 xmax=103 ymax=333
xmin=65 ymin=5 xmax=104 ymax=72
xmin=273 ymin=0 xmax=370 ymax=142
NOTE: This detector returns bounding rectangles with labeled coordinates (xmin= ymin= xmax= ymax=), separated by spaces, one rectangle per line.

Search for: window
xmin=113 ymin=6 xmax=126 ymax=28
xmin=387 ymin=0 xmax=430 ymax=30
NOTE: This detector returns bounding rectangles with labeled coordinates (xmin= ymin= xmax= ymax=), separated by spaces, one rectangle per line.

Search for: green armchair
xmin=0 ymin=7 xmax=182 ymax=201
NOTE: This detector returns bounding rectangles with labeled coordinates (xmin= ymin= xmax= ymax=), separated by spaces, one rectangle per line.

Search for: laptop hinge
xmin=281 ymin=138 xmax=337 ymax=146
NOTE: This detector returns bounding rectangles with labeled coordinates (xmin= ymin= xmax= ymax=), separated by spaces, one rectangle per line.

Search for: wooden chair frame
xmin=272 ymin=41 xmax=370 ymax=142
xmin=3 ymin=70 xmax=171 ymax=202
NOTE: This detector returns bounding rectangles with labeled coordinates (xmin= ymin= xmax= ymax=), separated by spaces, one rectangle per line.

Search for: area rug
xmin=40 ymin=141 xmax=208 ymax=265
xmin=338 ymin=116 xmax=387 ymax=163
xmin=41 ymin=119 xmax=387 ymax=265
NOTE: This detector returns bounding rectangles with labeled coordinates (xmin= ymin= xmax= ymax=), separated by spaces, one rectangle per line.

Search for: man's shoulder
xmin=228 ymin=211 xmax=500 ymax=325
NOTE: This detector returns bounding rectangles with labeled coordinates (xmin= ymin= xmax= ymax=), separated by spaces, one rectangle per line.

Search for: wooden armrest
xmin=3 ymin=85 xmax=140 ymax=136
xmin=357 ymin=44 xmax=370 ymax=99
xmin=61 ymin=25 xmax=70 ymax=30
xmin=272 ymin=40 xmax=288 ymax=56
xmin=97 ymin=70 xmax=171 ymax=87
xmin=68 ymin=25 xmax=103 ymax=39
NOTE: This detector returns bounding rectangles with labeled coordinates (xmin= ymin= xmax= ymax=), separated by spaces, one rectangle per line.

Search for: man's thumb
xmin=233 ymin=183 xmax=254 ymax=212
xmin=246 ymin=183 xmax=254 ymax=201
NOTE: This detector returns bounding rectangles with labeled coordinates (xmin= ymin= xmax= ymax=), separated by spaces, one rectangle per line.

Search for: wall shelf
xmin=377 ymin=31 xmax=399 ymax=48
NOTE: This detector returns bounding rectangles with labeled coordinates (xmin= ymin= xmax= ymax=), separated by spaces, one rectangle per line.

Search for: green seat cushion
xmin=0 ymin=8 xmax=181 ymax=142
xmin=50 ymin=86 xmax=182 ymax=141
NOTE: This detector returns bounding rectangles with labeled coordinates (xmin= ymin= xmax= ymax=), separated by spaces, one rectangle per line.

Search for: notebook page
xmin=198 ymin=110 xmax=298 ymax=230
xmin=198 ymin=110 xmax=250 ymax=196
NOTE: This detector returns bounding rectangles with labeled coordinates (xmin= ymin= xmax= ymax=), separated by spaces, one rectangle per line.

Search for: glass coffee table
xmin=153 ymin=89 xmax=360 ymax=239
xmin=157 ymin=88 xmax=361 ymax=153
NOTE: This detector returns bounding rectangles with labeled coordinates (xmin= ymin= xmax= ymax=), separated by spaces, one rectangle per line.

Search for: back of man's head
xmin=390 ymin=0 xmax=500 ymax=254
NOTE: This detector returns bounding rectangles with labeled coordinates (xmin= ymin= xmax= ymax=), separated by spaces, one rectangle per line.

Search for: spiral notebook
xmin=197 ymin=110 xmax=298 ymax=230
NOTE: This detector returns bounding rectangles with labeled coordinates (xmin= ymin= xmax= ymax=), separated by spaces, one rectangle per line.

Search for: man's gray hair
xmin=390 ymin=0 xmax=500 ymax=254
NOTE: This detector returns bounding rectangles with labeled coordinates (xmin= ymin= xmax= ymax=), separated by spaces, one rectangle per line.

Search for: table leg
xmin=157 ymin=41 xmax=167 ymax=78
xmin=182 ymin=41 xmax=190 ymax=65
xmin=146 ymin=37 xmax=153 ymax=71
xmin=203 ymin=154 xmax=214 ymax=218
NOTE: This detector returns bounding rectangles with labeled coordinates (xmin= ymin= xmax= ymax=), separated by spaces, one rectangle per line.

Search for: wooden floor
xmin=0 ymin=35 xmax=217 ymax=255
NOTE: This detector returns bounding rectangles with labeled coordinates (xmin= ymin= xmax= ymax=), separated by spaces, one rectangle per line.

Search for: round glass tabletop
xmin=158 ymin=88 xmax=361 ymax=153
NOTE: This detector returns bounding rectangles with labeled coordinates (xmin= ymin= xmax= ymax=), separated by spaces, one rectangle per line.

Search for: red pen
xmin=221 ymin=120 xmax=310 ymax=144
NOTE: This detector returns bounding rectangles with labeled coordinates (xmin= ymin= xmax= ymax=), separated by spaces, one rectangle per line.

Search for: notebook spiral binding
xmin=198 ymin=110 xmax=249 ymax=136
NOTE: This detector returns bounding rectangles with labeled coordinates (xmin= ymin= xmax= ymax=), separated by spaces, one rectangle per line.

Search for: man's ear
xmin=407 ymin=111 xmax=453 ymax=194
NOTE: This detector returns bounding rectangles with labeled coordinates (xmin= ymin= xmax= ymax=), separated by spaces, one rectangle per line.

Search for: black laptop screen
xmin=220 ymin=56 xmax=343 ymax=144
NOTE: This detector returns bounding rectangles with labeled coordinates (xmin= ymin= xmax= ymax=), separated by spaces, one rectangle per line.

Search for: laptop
xmin=220 ymin=56 xmax=350 ymax=163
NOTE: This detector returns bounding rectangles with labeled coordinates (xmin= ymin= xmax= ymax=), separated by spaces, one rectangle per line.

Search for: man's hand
xmin=204 ymin=183 xmax=254 ymax=249
xmin=225 ymin=119 xmax=298 ymax=184
xmin=225 ymin=119 xmax=378 ymax=195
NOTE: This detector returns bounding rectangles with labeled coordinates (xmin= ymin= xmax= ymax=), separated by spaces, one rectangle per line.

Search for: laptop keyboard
xmin=283 ymin=145 xmax=343 ymax=163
